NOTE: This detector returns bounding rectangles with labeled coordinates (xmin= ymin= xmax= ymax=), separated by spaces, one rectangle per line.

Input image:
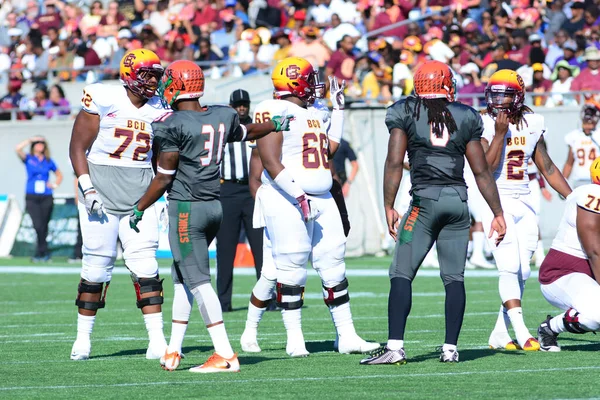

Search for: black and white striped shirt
xmin=220 ymin=116 xmax=252 ymax=181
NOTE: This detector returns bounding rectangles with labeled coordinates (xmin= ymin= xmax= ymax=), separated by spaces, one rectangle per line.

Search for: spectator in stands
xmin=107 ymin=29 xmax=132 ymax=78
xmin=35 ymin=1 xmax=63 ymax=36
xmin=211 ymin=13 xmax=237 ymax=55
xmin=80 ymin=1 xmax=104 ymax=34
xmin=392 ymin=50 xmax=414 ymax=100
xmin=571 ymin=47 xmax=600 ymax=103
xmin=0 ymin=13 xmax=28 ymax=47
xmin=361 ymin=51 xmax=392 ymax=103
xmin=63 ymin=4 xmax=83 ymax=37
xmin=28 ymin=84 xmax=48 ymax=119
xmin=165 ymin=33 xmax=194 ymax=62
xmin=368 ymin=0 xmax=414 ymax=39
xmin=558 ymin=40 xmax=585 ymax=68
xmin=49 ymin=40 xmax=75 ymax=82
xmin=196 ymin=37 xmax=222 ymax=63
xmin=289 ymin=26 xmax=331 ymax=69
xmin=325 ymin=34 xmax=355 ymax=87
xmin=529 ymin=63 xmax=553 ymax=105
xmin=43 ymin=84 xmax=70 ymax=119
xmin=458 ymin=62 xmax=485 ymax=106
xmin=583 ymin=6 xmax=599 ymax=32
xmin=507 ymin=29 xmax=529 ymax=65
xmin=322 ymin=13 xmax=360 ymax=51
xmin=481 ymin=42 xmax=522 ymax=80
xmin=99 ymin=1 xmax=128 ymax=38
xmin=546 ymin=28 xmax=569 ymax=68
xmin=270 ymin=29 xmax=292 ymax=63
xmin=548 ymin=60 xmax=579 ymax=107
xmin=30 ymin=40 xmax=49 ymax=83
xmin=544 ymin=0 xmax=566 ymax=43
xmin=308 ymin=0 xmax=335 ymax=28
xmin=193 ymin=0 xmax=218 ymax=32
xmin=15 ymin=135 xmax=63 ymax=263
xmin=0 ymin=78 xmax=29 ymax=120
xmin=561 ymin=1 xmax=586 ymax=36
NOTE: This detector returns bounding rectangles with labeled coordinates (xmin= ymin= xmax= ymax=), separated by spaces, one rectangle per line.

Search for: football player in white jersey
xmin=250 ymin=57 xmax=379 ymax=357
xmin=537 ymin=158 xmax=600 ymax=351
xmin=481 ymin=70 xmax=572 ymax=351
xmin=527 ymin=158 xmax=552 ymax=268
xmin=562 ymin=103 xmax=600 ymax=189
xmin=68 ymin=49 xmax=168 ymax=360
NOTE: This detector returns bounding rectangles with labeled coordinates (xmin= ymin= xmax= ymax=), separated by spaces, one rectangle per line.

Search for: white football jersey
xmin=482 ymin=113 xmax=545 ymax=195
xmin=551 ymin=184 xmax=600 ymax=259
xmin=253 ymin=99 xmax=332 ymax=195
xmin=564 ymin=129 xmax=600 ymax=183
xmin=81 ymin=84 xmax=166 ymax=168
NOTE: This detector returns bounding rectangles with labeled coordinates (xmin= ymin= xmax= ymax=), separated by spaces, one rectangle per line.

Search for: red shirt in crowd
xmin=372 ymin=1 xmax=413 ymax=39
xmin=327 ymin=50 xmax=355 ymax=81
xmin=193 ymin=6 xmax=218 ymax=27
xmin=35 ymin=12 xmax=63 ymax=35
xmin=570 ymin=69 xmax=600 ymax=92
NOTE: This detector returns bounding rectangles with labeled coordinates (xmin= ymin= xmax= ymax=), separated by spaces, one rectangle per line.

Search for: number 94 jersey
xmin=253 ymin=99 xmax=332 ymax=195
xmin=564 ymin=128 xmax=600 ymax=183
xmin=81 ymin=83 xmax=166 ymax=168
xmin=482 ymin=113 xmax=545 ymax=196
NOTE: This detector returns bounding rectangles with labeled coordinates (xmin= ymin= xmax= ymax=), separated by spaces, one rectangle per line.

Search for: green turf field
xmin=1 ymin=257 xmax=599 ymax=399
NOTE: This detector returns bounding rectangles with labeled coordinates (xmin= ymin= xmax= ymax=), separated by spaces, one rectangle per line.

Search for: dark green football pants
xmin=390 ymin=187 xmax=470 ymax=285
xmin=169 ymin=199 xmax=222 ymax=290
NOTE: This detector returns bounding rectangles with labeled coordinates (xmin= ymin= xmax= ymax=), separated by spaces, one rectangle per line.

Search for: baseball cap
xmin=117 ymin=29 xmax=133 ymax=39
xmin=584 ymin=47 xmax=600 ymax=61
xmin=230 ymin=89 xmax=250 ymax=105
xmin=293 ymin=9 xmax=306 ymax=20
xmin=563 ymin=40 xmax=577 ymax=51
xmin=528 ymin=33 xmax=542 ymax=42
xmin=225 ymin=0 xmax=236 ymax=7
xmin=570 ymin=1 xmax=585 ymax=9
xmin=532 ymin=62 xmax=544 ymax=72
xmin=7 ymin=28 xmax=23 ymax=37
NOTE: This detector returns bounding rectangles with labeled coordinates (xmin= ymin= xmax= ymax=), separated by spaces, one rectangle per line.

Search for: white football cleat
xmin=70 ymin=339 xmax=91 ymax=360
xmin=286 ymin=340 xmax=309 ymax=357
xmin=337 ymin=334 xmax=380 ymax=354
xmin=146 ymin=341 xmax=168 ymax=360
xmin=240 ymin=329 xmax=261 ymax=353
xmin=469 ymin=255 xmax=496 ymax=270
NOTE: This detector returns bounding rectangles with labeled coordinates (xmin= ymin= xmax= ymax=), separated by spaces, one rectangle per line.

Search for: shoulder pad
xmin=154 ymin=111 xmax=174 ymax=123
xmin=576 ymin=184 xmax=600 ymax=214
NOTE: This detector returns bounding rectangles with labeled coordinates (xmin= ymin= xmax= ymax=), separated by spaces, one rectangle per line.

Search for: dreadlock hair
xmin=405 ymin=95 xmax=458 ymax=138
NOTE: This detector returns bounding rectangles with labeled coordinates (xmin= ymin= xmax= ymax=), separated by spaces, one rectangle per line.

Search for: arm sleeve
xmin=81 ymin=84 xmax=100 ymax=115
xmin=152 ymin=121 xmax=180 ymax=153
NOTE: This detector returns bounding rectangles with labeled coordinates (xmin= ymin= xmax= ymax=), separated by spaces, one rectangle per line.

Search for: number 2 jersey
xmin=80 ymin=84 xmax=166 ymax=214
xmin=481 ymin=113 xmax=545 ymax=196
xmin=564 ymin=128 xmax=600 ymax=184
xmin=152 ymin=105 xmax=246 ymax=202
xmin=253 ymin=99 xmax=332 ymax=195
xmin=385 ymin=97 xmax=483 ymax=200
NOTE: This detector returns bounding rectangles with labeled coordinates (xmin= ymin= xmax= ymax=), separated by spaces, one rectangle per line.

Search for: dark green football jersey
xmin=152 ymin=105 xmax=245 ymax=201
xmin=385 ymin=97 xmax=483 ymax=198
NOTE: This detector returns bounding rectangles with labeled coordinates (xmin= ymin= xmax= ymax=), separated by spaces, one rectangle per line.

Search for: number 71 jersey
xmin=253 ymin=99 xmax=333 ymax=195
xmin=482 ymin=113 xmax=545 ymax=196
xmin=81 ymin=83 xmax=166 ymax=168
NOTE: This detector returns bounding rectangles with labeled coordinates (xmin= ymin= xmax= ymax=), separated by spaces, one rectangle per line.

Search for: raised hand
xmin=328 ymin=75 xmax=346 ymax=110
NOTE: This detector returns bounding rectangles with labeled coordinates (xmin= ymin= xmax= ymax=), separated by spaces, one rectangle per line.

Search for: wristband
xmin=78 ymin=174 xmax=93 ymax=193
xmin=133 ymin=205 xmax=144 ymax=217
xmin=328 ymin=109 xmax=344 ymax=143
xmin=273 ymin=168 xmax=305 ymax=199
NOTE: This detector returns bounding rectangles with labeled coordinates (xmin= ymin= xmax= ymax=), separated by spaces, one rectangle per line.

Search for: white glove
xmin=159 ymin=203 xmax=169 ymax=230
xmin=83 ymin=189 xmax=106 ymax=218
xmin=296 ymin=194 xmax=320 ymax=223
xmin=328 ymin=76 xmax=346 ymax=110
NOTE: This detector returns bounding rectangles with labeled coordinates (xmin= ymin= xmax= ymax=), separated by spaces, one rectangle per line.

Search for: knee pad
xmin=75 ymin=279 xmax=110 ymax=310
xmin=323 ymin=278 xmax=350 ymax=307
xmin=276 ymin=283 xmax=304 ymax=310
xmin=132 ymin=274 xmax=164 ymax=309
xmin=563 ymin=308 xmax=588 ymax=334
xmin=81 ymin=255 xmax=114 ymax=283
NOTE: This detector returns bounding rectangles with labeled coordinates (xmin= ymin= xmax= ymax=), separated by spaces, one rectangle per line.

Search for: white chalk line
xmin=0 ymin=366 xmax=598 ymax=391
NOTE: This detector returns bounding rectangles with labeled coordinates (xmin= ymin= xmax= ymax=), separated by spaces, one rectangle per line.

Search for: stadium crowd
xmin=0 ymin=0 xmax=599 ymax=118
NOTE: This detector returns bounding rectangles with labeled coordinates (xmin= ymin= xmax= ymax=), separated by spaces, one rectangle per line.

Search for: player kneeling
xmin=537 ymin=158 xmax=600 ymax=351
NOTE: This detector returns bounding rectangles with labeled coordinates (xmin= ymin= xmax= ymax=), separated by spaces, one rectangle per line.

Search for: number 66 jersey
xmin=253 ymin=98 xmax=332 ymax=195
xmin=81 ymin=83 xmax=166 ymax=214
xmin=481 ymin=112 xmax=546 ymax=196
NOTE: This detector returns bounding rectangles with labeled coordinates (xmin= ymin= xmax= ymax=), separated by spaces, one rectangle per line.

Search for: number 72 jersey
xmin=482 ymin=113 xmax=546 ymax=196
xmin=81 ymin=83 xmax=167 ymax=168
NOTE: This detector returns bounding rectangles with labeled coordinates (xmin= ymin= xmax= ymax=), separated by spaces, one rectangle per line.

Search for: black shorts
xmin=168 ymin=199 xmax=222 ymax=289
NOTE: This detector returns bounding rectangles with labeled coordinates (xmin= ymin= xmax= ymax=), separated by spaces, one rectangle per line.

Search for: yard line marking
xmin=0 ymin=266 xmax=533 ymax=279
xmin=1 ymin=366 xmax=599 ymax=391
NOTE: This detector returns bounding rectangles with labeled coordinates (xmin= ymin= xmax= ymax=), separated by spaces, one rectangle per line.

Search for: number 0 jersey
xmin=152 ymin=105 xmax=246 ymax=202
xmin=253 ymin=99 xmax=332 ymax=195
xmin=482 ymin=113 xmax=545 ymax=196
xmin=551 ymin=184 xmax=600 ymax=259
xmin=564 ymin=129 xmax=600 ymax=184
xmin=385 ymin=97 xmax=483 ymax=199
xmin=81 ymin=84 xmax=166 ymax=168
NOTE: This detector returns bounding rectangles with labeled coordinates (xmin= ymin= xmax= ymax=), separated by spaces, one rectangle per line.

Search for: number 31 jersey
xmin=81 ymin=83 xmax=166 ymax=168
xmin=253 ymin=99 xmax=332 ymax=195
xmin=482 ymin=113 xmax=545 ymax=196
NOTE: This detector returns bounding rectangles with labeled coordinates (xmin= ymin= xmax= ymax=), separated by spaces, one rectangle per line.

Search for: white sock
xmin=143 ymin=312 xmax=167 ymax=347
xmin=535 ymin=240 xmax=545 ymax=264
xmin=172 ymin=283 xmax=193 ymax=321
xmin=76 ymin=314 xmax=95 ymax=342
xmin=167 ymin=322 xmax=188 ymax=354
xmin=472 ymin=231 xmax=485 ymax=259
xmin=282 ymin=308 xmax=304 ymax=342
xmin=492 ymin=304 xmax=511 ymax=335
xmin=442 ymin=343 xmax=457 ymax=352
xmin=467 ymin=240 xmax=473 ymax=256
xmin=506 ymin=307 xmax=531 ymax=345
xmin=387 ymin=339 xmax=403 ymax=350
xmin=207 ymin=323 xmax=234 ymax=359
xmin=245 ymin=302 xmax=266 ymax=331
xmin=550 ymin=314 xmax=565 ymax=334
xmin=329 ymin=302 xmax=357 ymax=337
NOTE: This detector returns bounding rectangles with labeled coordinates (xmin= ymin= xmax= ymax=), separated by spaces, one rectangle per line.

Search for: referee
xmin=216 ymin=89 xmax=263 ymax=312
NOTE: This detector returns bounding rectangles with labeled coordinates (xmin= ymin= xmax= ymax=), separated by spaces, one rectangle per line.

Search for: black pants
xmin=216 ymin=181 xmax=263 ymax=311
xmin=25 ymin=194 xmax=54 ymax=257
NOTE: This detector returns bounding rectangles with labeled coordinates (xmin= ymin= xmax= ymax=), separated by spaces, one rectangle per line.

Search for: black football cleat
xmin=439 ymin=348 xmax=459 ymax=363
xmin=538 ymin=315 xmax=561 ymax=352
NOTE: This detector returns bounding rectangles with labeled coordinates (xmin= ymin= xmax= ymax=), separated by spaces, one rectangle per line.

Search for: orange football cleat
xmin=522 ymin=337 xmax=541 ymax=351
xmin=160 ymin=350 xmax=181 ymax=371
xmin=189 ymin=353 xmax=240 ymax=373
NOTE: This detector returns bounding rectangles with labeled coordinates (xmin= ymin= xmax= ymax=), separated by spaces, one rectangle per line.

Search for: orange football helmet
xmin=485 ymin=69 xmax=525 ymax=117
xmin=271 ymin=57 xmax=324 ymax=104
xmin=158 ymin=60 xmax=205 ymax=108
xmin=120 ymin=48 xmax=164 ymax=100
xmin=413 ymin=60 xmax=455 ymax=102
